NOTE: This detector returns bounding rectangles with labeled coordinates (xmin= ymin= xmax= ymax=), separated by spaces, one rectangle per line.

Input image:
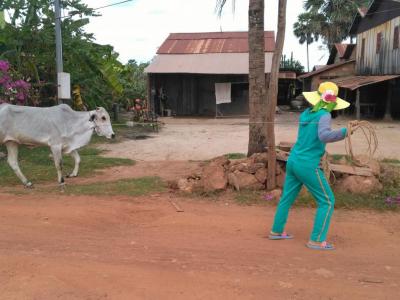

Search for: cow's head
xmin=90 ymin=107 xmax=115 ymax=139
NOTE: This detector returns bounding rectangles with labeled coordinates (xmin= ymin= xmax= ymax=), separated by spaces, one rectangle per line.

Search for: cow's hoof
xmin=66 ymin=174 xmax=77 ymax=178
xmin=25 ymin=182 xmax=34 ymax=189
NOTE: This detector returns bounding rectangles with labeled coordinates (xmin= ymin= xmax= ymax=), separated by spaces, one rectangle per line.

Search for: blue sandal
xmin=268 ymin=232 xmax=293 ymax=240
xmin=306 ymin=241 xmax=335 ymax=250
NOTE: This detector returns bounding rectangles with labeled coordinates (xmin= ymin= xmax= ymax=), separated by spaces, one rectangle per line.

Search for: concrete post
xmin=55 ymin=0 xmax=63 ymax=104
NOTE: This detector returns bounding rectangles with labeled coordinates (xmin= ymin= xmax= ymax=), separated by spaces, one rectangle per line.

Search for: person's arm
xmin=318 ymin=114 xmax=347 ymax=143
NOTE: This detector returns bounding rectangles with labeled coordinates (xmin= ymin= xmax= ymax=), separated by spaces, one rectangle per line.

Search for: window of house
xmin=394 ymin=26 xmax=399 ymax=50
xmin=361 ymin=38 xmax=366 ymax=59
xmin=376 ymin=32 xmax=383 ymax=53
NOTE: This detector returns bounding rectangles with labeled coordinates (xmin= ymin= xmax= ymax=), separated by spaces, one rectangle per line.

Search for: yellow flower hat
xmin=303 ymin=82 xmax=350 ymax=111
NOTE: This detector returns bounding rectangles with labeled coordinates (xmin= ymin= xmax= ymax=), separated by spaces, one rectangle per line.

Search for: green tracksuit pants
xmin=271 ymin=159 xmax=335 ymax=242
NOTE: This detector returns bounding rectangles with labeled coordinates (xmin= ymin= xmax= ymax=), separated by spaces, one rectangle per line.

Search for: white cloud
xmin=82 ymin=0 xmax=328 ymax=70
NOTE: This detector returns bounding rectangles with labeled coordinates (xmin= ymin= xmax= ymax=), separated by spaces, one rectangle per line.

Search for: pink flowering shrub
xmin=0 ymin=60 xmax=31 ymax=105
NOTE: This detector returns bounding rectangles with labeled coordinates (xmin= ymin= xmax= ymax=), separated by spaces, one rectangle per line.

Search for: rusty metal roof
xmin=279 ymin=71 xmax=297 ymax=79
xmin=335 ymin=43 xmax=348 ymax=58
xmin=298 ymin=60 xmax=355 ymax=79
xmin=327 ymin=44 xmax=356 ymax=64
xmin=145 ymin=53 xmax=273 ymax=74
xmin=332 ymin=75 xmax=400 ymax=90
xmin=157 ymin=31 xmax=275 ymax=54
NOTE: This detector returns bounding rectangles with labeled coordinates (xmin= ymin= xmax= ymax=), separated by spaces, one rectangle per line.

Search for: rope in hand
xmin=322 ymin=120 xmax=378 ymax=184
xmin=345 ymin=120 xmax=378 ymax=167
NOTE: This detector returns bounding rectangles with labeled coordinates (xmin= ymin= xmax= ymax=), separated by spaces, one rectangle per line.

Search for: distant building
xmin=145 ymin=31 xmax=297 ymax=117
xmin=339 ymin=0 xmax=400 ymax=119
xmin=327 ymin=44 xmax=356 ymax=65
xmin=299 ymin=0 xmax=400 ymax=119
xmin=299 ymin=60 xmax=356 ymax=93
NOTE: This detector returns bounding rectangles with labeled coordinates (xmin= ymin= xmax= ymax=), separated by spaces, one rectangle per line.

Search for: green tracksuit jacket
xmin=272 ymin=108 xmax=347 ymax=242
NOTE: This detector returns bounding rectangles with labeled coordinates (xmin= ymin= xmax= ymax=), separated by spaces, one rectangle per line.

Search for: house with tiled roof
xmin=145 ymin=31 xmax=296 ymax=116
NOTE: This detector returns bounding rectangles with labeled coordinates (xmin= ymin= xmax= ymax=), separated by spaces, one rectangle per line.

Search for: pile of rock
xmin=332 ymin=155 xmax=383 ymax=194
xmin=176 ymin=153 xmax=287 ymax=193
xmin=175 ymin=142 xmax=385 ymax=196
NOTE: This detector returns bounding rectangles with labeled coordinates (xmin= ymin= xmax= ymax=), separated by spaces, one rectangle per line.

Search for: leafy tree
xmin=293 ymin=12 xmax=321 ymax=72
xmin=0 ymin=59 xmax=30 ymax=104
xmin=0 ymin=0 xmax=148 ymax=110
xmin=217 ymin=0 xmax=287 ymax=189
xmin=296 ymin=0 xmax=371 ymax=49
xmin=280 ymin=53 xmax=305 ymax=74
xmin=119 ymin=59 xmax=149 ymax=109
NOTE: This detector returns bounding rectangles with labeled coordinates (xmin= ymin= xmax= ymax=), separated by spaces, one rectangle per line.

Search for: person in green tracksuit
xmin=269 ymin=82 xmax=350 ymax=250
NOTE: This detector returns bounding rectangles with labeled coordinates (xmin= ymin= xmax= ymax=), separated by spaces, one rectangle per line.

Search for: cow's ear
xmin=96 ymin=107 xmax=100 ymax=111
xmin=89 ymin=114 xmax=96 ymax=122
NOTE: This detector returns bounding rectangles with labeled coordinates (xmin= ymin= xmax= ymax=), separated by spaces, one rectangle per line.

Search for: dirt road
xmin=101 ymin=114 xmax=400 ymax=161
xmin=1 ymin=186 xmax=399 ymax=299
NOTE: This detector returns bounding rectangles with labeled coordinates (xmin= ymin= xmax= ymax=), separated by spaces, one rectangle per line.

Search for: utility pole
xmin=54 ymin=0 xmax=63 ymax=104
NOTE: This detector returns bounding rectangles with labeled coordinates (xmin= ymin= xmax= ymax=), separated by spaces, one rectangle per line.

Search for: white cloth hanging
xmin=215 ymin=83 xmax=232 ymax=104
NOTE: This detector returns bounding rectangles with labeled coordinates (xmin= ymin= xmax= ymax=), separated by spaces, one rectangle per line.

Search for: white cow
xmin=0 ymin=103 xmax=115 ymax=187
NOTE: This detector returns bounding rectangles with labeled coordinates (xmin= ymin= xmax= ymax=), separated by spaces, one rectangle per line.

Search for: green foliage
xmin=234 ymin=190 xmax=265 ymax=205
xmin=381 ymin=158 xmax=400 ymax=164
xmin=119 ymin=59 xmax=149 ymax=109
xmin=64 ymin=177 xmax=165 ymax=197
xmin=295 ymin=0 xmax=372 ymax=48
xmin=0 ymin=145 xmax=134 ymax=186
xmin=280 ymin=53 xmax=305 ymax=73
xmin=0 ymin=0 xmax=148 ymax=109
xmin=225 ymin=153 xmax=246 ymax=159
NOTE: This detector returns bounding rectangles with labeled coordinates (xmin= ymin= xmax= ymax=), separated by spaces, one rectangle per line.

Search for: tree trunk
xmin=306 ymin=41 xmax=310 ymax=72
xmin=266 ymin=0 xmax=287 ymax=190
xmin=247 ymin=0 xmax=267 ymax=156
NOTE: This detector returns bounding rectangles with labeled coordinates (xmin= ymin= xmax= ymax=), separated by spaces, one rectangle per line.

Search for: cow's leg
xmin=5 ymin=141 xmax=33 ymax=188
xmin=67 ymin=150 xmax=80 ymax=178
xmin=50 ymin=145 xmax=64 ymax=186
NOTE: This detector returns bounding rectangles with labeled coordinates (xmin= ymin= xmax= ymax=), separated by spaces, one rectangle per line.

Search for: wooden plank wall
xmin=356 ymin=16 xmax=400 ymax=75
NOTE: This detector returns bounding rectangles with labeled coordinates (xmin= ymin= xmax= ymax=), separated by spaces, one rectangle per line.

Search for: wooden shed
xmin=345 ymin=0 xmax=400 ymax=119
xmin=299 ymin=0 xmax=400 ymax=119
xmin=145 ymin=31 xmax=296 ymax=117
xmin=327 ymin=44 xmax=356 ymax=65
xmin=298 ymin=60 xmax=356 ymax=92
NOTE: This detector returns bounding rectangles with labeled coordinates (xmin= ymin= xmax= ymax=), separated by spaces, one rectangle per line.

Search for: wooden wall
xmin=356 ymin=16 xmax=400 ymax=75
xmin=150 ymin=74 xmax=249 ymax=116
xmin=309 ymin=62 xmax=356 ymax=91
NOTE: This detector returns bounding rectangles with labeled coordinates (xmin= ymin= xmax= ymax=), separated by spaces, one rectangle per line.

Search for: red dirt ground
xmin=1 ymin=163 xmax=400 ymax=299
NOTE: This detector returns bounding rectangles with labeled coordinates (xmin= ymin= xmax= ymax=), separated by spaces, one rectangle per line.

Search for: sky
xmin=82 ymin=0 xmax=329 ymax=71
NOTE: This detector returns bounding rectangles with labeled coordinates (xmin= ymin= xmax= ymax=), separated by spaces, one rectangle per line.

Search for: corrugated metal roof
xmin=279 ymin=71 xmax=297 ymax=79
xmin=335 ymin=43 xmax=348 ymax=58
xmin=145 ymin=53 xmax=273 ymax=74
xmin=332 ymin=75 xmax=400 ymax=90
xmin=157 ymin=31 xmax=275 ymax=54
xmin=298 ymin=60 xmax=355 ymax=79
xmin=327 ymin=44 xmax=356 ymax=64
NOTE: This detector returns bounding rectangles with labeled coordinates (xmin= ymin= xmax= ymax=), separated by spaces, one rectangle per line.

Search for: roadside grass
xmin=225 ymin=153 xmax=247 ymax=160
xmin=381 ymin=158 xmax=400 ymax=164
xmin=233 ymin=164 xmax=400 ymax=211
xmin=62 ymin=176 xmax=165 ymax=197
xmin=293 ymin=165 xmax=399 ymax=211
xmin=90 ymin=123 xmax=132 ymax=144
xmin=0 ymin=146 xmax=134 ymax=187
xmin=234 ymin=190 xmax=266 ymax=205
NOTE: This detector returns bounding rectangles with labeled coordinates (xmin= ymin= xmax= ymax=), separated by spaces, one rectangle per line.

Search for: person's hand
xmin=348 ymin=120 xmax=359 ymax=135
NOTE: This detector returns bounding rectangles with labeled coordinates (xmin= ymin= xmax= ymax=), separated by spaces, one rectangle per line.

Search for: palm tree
xmin=217 ymin=0 xmax=287 ymax=189
xmin=299 ymin=0 xmax=371 ymax=48
xmin=217 ymin=0 xmax=267 ymax=155
xmin=293 ymin=12 xmax=320 ymax=72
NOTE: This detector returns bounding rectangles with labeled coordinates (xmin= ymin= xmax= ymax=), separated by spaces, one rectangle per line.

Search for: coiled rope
xmin=345 ymin=120 xmax=378 ymax=167
xmin=323 ymin=120 xmax=378 ymax=184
